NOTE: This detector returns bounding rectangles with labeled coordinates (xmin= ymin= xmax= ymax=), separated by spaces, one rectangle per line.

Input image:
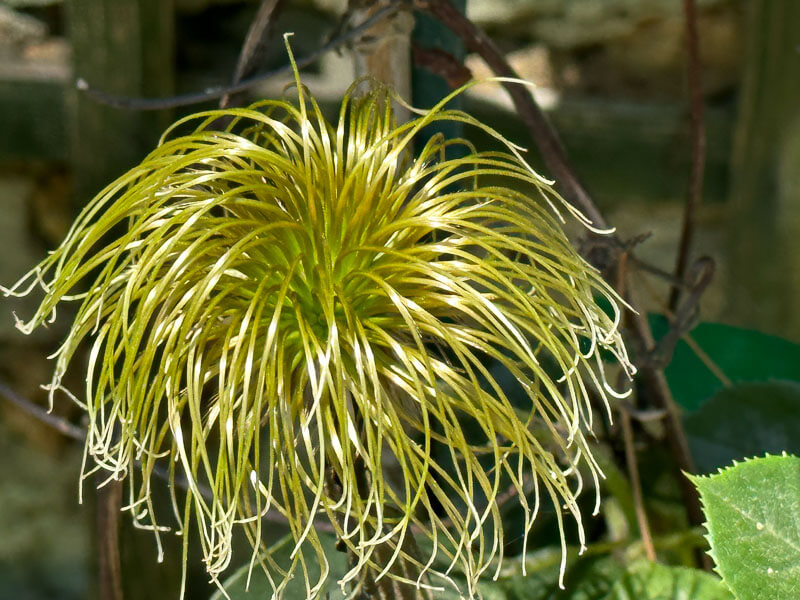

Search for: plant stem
xmin=670 ymin=0 xmax=706 ymax=311
xmin=620 ymin=407 xmax=656 ymax=561
xmin=0 ymin=380 xmax=84 ymax=441
xmin=79 ymin=4 xmax=403 ymax=110
xmin=626 ymin=279 xmax=703 ymax=530
xmin=96 ymin=478 xmax=124 ymax=600
xmin=220 ymin=0 xmax=284 ymax=109
xmin=418 ymin=0 xmax=607 ymax=229
xmin=324 ymin=405 xmax=428 ymax=600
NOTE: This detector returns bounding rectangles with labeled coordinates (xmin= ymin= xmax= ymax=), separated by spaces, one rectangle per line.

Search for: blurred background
xmin=1 ymin=0 xmax=798 ymax=598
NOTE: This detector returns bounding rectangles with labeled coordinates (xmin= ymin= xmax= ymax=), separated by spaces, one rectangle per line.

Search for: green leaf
xmin=684 ymin=381 xmax=800 ymax=473
xmin=602 ymin=560 xmax=733 ymax=600
xmin=691 ymin=455 xmax=800 ymax=600
xmin=555 ymin=557 xmax=625 ymax=600
xmin=649 ymin=318 xmax=800 ymax=412
xmin=439 ymin=579 xmax=509 ymax=600
xmin=450 ymin=553 xmax=623 ymax=600
xmin=211 ymin=533 xmax=349 ymax=600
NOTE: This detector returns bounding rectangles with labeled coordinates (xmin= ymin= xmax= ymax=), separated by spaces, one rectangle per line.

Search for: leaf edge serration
xmin=688 ymin=452 xmax=800 ymax=600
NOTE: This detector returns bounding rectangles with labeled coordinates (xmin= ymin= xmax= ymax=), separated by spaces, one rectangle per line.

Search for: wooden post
xmin=65 ymin=0 xmax=175 ymax=205
xmin=64 ymin=3 xmax=176 ymax=598
xmin=726 ymin=1 xmax=800 ymax=340
xmin=349 ymin=0 xmax=414 ymax=123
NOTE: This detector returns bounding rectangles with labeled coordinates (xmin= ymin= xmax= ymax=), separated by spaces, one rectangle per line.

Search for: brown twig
xmin=412 ymin=43 xmax=472 ymax=89
xmin=650 ymin=257 xmax=715 ymax=369
xmin=1 ymin=384 xmax=126 ymax=597
xmin=669 ymin=0 xmax=707 ymax=310
xmin=220 ymin=0 xmax=284 ymax=109
xmin=77 ymin=3 xmax=404 ymax=111
xmin=0 ymin=380 xmax=336 ymax=533
xmin=619 ymin=407 xmax=656 ymax=562
xmin=681 ymin=334 xmax=732 ymax=388
xmin=580 ymin=232 xmax=699 ymax=289
xmin=417 ymin=0 xmax=607 ymax=230
xmin=97 ymin=479 xmax=124 ymax=600
xmin=417 ymin=0 xmax=706 ymax=537
xmin=625 ymin=278 xmax=704 ymax=531
xmin=327 ymin=410 xmax=427 ymax=600
xmin=0 ymin=380 xmax=84 ymax=441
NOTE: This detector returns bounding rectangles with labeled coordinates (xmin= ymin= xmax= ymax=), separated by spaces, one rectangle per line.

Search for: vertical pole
xmin=726 ymin=1 xmax=800 ymax=340
xmin=66 ymin=0 xmax=175 ymax=205
xmin=65 ymin=3 xmax=175 ymax=597
xmin=96 ymin=480 xmax=123 ymax=600
xmin=411 ymin=0 xmax=466 ymax=155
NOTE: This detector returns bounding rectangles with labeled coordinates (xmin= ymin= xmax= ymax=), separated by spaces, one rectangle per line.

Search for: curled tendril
xmin=3 ymin=47 xmax=634 ymax=599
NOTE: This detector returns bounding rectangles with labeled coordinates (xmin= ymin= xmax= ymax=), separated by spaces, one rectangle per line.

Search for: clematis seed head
xmin=3 ymin=63 xmax=633 ymax=598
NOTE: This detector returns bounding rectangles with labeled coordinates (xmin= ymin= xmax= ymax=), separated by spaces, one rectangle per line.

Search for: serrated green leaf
xmin=691 ymin=455 xmax=800 ymax=600
xmin=602 ymin=560 xmax=733 ymax=600
xmin=649 ymin=318 xmax=800 ymax=412
xmin=684 ymin=381 xmax=800 ymax=473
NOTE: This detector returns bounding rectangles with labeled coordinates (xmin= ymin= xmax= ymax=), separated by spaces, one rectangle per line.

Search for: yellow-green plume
xmin=3 ymin=68 xmax=633 ymax=598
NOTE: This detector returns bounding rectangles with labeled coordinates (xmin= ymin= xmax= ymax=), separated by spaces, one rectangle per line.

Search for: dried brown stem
xmin=0 ymin=380 xmax=335 ymax=533
xmin=96 ymin=479 xmax=124 ymax=600
xmin=418 ymin=0 xmax=608 ymax=230
xmin=220 ymin=0 xmax=284 ymax=109
xmin=412 ymin=42 xmax=472 ymax=89
xmin=650 ymin=257 xmax=715 ymax=369
xmin=0 ymin=380 xmax=84 ymax=441
xmin=625 ymin=277 xmax=703 ymax=532
xmin=669 ymin=0 xmax=707 ymax=310
xmin=619 ymin=408 xmax=656 ymax=562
